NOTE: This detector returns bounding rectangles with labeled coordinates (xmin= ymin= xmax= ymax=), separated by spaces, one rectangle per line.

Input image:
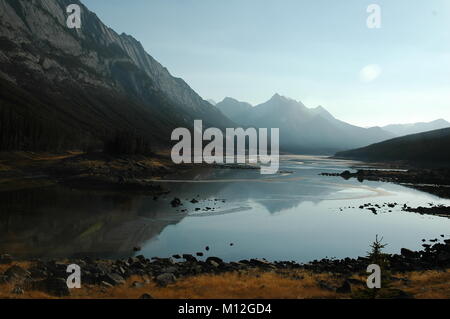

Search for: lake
xmin=1 ymin=155 xmax=450 ymax=262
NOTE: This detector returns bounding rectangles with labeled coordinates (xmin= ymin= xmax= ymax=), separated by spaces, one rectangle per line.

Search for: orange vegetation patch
xmin=2 ymin=263 xmax=450 ymax=299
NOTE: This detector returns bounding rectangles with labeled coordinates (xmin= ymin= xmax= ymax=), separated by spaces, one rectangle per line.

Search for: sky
xmin=82 ymin=0 xmax=450 ymax=127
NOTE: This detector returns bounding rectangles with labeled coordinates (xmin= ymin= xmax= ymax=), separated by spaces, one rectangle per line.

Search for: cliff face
xmin=0 ymin=0 xmax=231 ymax=150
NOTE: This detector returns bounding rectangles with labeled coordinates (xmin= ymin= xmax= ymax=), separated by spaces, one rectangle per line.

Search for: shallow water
xmin=1 ymin=155 xmax=450 ymax=262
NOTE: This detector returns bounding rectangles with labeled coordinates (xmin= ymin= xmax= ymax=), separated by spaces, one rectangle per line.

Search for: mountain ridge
xmin=381 ymin=119 xmax=450 ymax=137
xmin=0 ymin=0 xmax=232 ymax=151
xmin=215 ymin=94 xmax=395 ymax=154
xmin=335 ymin=127 xmax=450 ymax=163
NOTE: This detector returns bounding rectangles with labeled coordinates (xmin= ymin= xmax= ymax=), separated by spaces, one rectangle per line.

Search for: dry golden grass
xmin=400 ymin=270 xmax=450 ymax=299
xmin=2 ymin=262 xmax=450 ymax=299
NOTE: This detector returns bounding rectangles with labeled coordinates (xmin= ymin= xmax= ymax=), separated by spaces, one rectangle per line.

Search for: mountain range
xmin=335 ymin=127 xmax=450 ymax=163
xmin=216 ymin=95 xmax=395 ymax=154
xmin=381 ymin=119 xmax=450 ymax=137
xmin=0 ymin=0 xmax=232 ymax=151
xmin=0 ymin=0 xmax=448 ymax=157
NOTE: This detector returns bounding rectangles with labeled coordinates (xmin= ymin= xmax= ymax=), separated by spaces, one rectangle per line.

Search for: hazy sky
xmin=82 ymin=0 xmax=450 ymax=127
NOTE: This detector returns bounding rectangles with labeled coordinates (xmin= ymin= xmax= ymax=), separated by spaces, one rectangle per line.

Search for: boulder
xmin=161 ymin=266 xmax=178 ymax=274
xmin=101 ymin=281 xmax=114 ymax=289
xmin=140 ymin=293 xmax=154 ymax=299
xmin=206 ymin=257 xmax=223 ymax=265
xmin=249 ymin=259 xmax=276 ymax=269
xmin=11 ymin=286 xmax=25 ymax=295
xmin=171 ymin=198 xmax=182 ymax=207
xmin=182 ymin=254 xmax=197 ymax=263
xmin=437 ymin=251 xmax=450 ymax=262
xmin=131 ymin=281 xmax=145 ymax=288
xmin=401 ymin=248 xmax=417 ymax=259
xmin=318 ymin=280 xmax=335 ymax=291
xmin=101 ymin=273 xmax=125 ymax=286
xmin=4 ymin=265 xmax=31 ymax=282
xmin=155 ymin=273 xmax=176 ymax=287
xmin=336 ymin=280 xmax=352 ymax=294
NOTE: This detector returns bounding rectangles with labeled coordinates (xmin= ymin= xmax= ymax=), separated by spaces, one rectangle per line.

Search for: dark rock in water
xmin=133 ymin=247 xmax=141 ymax=252
xmin=171 ymin=198 xmax=182 ymax=207
xmin=4 ymin=265 xmax=31 ymax=282
xmin=140 ymin=293 xmax=154 ymax=299
xmin=172 ymin=254 xmax=181 ymax=259
xmin=445 ymin=239 xmax=450 ymax=245
xmin=33 ymin=278 xmax=70 ymax=297
xmin=155 ymin=273 xmax=176 ymax=287
xmin=336 ymin=280 xmax=352 ymax=294
xmin=183 ymin=254 xmax=197 ymax=263
xmin=205 ymin=246 xmax=210 ymax=251
xmin=0 ymin=254 xmax=13 ymax=265
xmin=340 ymin=171 xmax=352 ymax=179
xmin=101 ymin=273 xmax=125 ymax=286
xmin=196 ymin=252 xmax=204 ymax=257
xmin=230 ymin=243 xmax=234 ymax=246
xmin=401 ymin=248 xmax=417 ymax=259
xmin=190 ymin=199 xmax=199 ymax=204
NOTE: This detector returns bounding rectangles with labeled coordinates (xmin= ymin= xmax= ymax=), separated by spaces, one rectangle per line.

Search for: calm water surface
xmin=1 ymin=155 xmax=450 ymax=262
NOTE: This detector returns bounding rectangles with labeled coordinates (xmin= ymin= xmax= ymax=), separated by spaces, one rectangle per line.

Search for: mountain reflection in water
xmin=1 ymin=156 xmax=450 ymax=262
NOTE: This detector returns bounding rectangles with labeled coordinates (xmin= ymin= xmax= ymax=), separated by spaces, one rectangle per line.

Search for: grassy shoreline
xmin=1 ymin=261 xmax=450 ymax=299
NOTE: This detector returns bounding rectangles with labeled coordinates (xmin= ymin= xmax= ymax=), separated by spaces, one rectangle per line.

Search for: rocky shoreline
xmin=0 ymin=151 xmax=262 ymax=194
xmin=2 ymin=238 xmax=450 ymax=297
xmin=321 ymin=168 xmax=450 ymax=198
xmin=335 ymin=201 xmax=450 ymax=219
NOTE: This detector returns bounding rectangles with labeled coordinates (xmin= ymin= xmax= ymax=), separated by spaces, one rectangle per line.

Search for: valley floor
xmin=0 ymin=151 xmax=176 ymax=193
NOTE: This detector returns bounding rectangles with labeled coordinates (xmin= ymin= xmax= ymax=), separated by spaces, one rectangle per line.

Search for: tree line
xmin=0 ymin=103 xmax=152 ymax=155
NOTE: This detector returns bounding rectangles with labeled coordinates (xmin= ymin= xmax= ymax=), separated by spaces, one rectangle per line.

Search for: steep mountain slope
xmin=382 ymin=119 xmax=450 ymax=137
xmin=216 ymin=94 xmax=394 ymax=154
xmin=215 ymin=97 xmax=253 ymax=123
xmin=335 ymin=128 xmax=450 ymax=162
xmin=0 ymin=0 xmax=232 ymax=151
